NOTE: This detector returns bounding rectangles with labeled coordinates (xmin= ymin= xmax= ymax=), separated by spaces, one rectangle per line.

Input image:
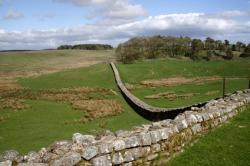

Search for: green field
xmin=0 ymin=50 xmax=115 ymax=72
xmin=0 ymin=64 xmax=148 ymax=154
xmin=0 ymin=53 xmax=249 ymax=154
xmin=167 ymin=107 xmax=250 ymax=166
xmin=117 ymin=59 xmax=250 ymax=108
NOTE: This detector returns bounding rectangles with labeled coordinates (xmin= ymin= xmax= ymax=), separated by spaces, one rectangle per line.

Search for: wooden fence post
xmin=222 ymin=77 xmax=226 ymax=97
xmin=248 ymin=78 xmax=250 ymax=89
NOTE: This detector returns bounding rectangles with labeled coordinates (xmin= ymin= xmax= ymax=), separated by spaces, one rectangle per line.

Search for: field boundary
xmin=1 ymin=89 xmax=249 ymax=166
xmin=110 ymin=62 xmax=207 ymax=120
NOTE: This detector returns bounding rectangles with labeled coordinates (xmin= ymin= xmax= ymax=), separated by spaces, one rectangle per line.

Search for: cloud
xmin=219 ymin=10 xmax=248 ymax=18
xmin=53 ymin=0 xmax=113 ymax=6
xmin=54 ymin=0 xmax=146 ymax=24
xmin=0 ymin=11 xmax=250 ymax=50
xmin=3 ymin=10 xmax=24 ymax=20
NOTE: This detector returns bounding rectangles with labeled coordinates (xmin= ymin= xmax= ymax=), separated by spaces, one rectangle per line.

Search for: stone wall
xmin=110 ymin=62 xmax=208 ymax=120
xmin=0 ymin=89 xmax=249 ymax=166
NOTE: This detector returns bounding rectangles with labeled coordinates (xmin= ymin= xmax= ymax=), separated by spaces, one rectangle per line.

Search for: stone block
xmin=113 ymin=139 xmax=126 ymax=151
xmin=82 ymin=146 xmax=98 ymax=160
xmin=124 ymin=136 xmax=140 ymax=148
xmin=150 ymin=131 xmax=161 ymax=144
xmin=72 ymin=133 xmax=95 ymax=145
xmin=112 ymin=152 xmax=124 ymax=165
xmin=139 ymin=133 xmax=152 ymax=146
xmin=98 ymin=143 xmax=113 ymax=154
xmin=91 ymin=155 xmax=112 ymax=166
xmin=51 ymin=152 xmax=81 ymax=166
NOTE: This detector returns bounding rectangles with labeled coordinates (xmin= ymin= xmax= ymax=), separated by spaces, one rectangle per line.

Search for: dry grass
xmin=205 ymin=90 xmax=220 ymax=96
xmin=72 ymin=99 xmax=123 ymax=119
xmin=0 ymin=98 xmax=27 ymax=110
xmin=141 ymin=76 xmax=222 ymax=87
xmin=144 ymin=92 xmax=199 ymax=101
xmin=0 ymin=87 xmax=124 ymax=122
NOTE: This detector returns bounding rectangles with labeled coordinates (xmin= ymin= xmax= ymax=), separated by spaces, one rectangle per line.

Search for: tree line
xmin=116 ymin=36 xmax=250 ymax=63
xmin=57 ymin=44 xmax=113 ymax=50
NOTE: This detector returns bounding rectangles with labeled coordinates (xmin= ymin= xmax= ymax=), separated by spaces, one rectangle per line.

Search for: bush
xmin=223 ymin=49 xmax=234 ymax=60
xmin=240 ymin=44 xmax=250 ymax=58
xmin=57 ymin=44 xmax=113 ymax=50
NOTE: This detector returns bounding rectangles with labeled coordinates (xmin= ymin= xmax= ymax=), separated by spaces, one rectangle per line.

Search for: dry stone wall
xmin=110 ymin=62 xmax=207 ymax=120
xmin=0 ymin=89 xmax=250 ymax=166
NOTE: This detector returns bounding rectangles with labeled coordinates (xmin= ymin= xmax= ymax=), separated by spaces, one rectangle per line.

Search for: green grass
xmin=0 ymin=63 xmax=148 ymax=154
xmin=168 ymin=107 xmax=250 ymax=166
xmin=18 ymin=64 xmax=116 ymax=90
xmin=132 ymin=79 xmax=249 ymax=108
xmin=0 ymin=49 xmax=115 ymax=71
xmin=117 ymin=58 xmax=250 ymax=108
xmin=117 ymin=58 xmax=250 ymax=84
xmin=0 ymin=99 xmax=147 ymax=154
xmin=1 ymin=56 xmax=249 ymax=154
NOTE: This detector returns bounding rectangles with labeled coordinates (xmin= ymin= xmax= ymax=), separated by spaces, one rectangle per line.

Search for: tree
xmin=240 ymin=44 xmax=250 ymax=57
xmin=205 ymin=37 xmax=215 ymax=50
xmin=223 ymin=49 xmax=234 ymax=60
xmin=191 ymin=39 xmax=204 ymax=60
xmin=191 ymin=39 xmax=204 ymax=52
xmin=231 ymin=44 xmax=236 ymax=51
xmin=57 ymin=45 xmax=72 ymax=49
xmin=236 ymin=41 xmax=245 ymax=52
xmin=224 ymin=40 xmax=230 ymax=46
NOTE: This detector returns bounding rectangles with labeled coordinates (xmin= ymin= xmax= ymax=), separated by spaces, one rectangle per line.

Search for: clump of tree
xmin=116 ymin=35 xmax=248 ymax=63
xmin=116 ymin=36 xmax=192 ymax=63
xmin=240 ymin=44 xmax=250 ymax=58
xmin=58 ymin=44 xmax=113 ymax=50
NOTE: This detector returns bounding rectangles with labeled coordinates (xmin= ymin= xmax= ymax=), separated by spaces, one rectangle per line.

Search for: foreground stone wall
xmin=0 ymin=89 xmax=249 ymax=166
xmin=110 ymin=62 xmax=207 ymax=120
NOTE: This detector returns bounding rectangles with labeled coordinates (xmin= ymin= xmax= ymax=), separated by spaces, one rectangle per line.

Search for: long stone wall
xmin=0 ymin=89 xmax=249 ymax=166
xmin=110 ymin=62 xmax=208 ymax=120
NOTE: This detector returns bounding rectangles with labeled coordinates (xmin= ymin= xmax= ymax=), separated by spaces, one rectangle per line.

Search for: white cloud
xmin=53 ymin=0 xmax=113 ymax=6
xmin=219 ymin=10 xmax=248 ymax=18
xmin=0 ymin=12 xmax=250 ymax=50
xmin=54 ymin=0 xmax=146 ymax=24
xmin=3 ymin=10 xmax=24 ymax=20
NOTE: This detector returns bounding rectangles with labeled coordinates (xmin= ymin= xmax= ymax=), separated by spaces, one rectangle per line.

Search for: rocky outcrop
xmin=1 ymin=89 xmax=249 ymax=166
xmin=110 ymin=62 xmax=208 ymax=120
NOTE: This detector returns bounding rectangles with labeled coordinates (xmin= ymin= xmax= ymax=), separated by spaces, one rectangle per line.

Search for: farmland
xmin=0 ymin=50 xmax=249 ymax=155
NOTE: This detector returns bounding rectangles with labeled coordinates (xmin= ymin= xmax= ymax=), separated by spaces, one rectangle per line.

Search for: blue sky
xmin=0 ymin=0 xmax=250 ymax=49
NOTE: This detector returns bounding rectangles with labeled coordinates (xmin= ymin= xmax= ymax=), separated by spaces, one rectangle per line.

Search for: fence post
xmin=248 ymin=78 xmax=250 ymax=89
xmin=222 ymin=77 xmax=226 ymax=97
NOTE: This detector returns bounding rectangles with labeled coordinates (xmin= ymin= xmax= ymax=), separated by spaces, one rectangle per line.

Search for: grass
xmin=1 ymin=63 xmax=148 ymax=154
xmin=167 ymin=107 xmax=250 ymax=166
xmin=18 ymin=64 xmax=116 ymax=90
xmin=117 ymin=58 xmax=250 ymax=108
xmin=117 ymin=58 xmax=250 ymax=84
xmin=0 ymin=99 xmax=146 ymax=154
xmin=0 ymin=54 xmax=249 ymax=154
xmin=0 ymin=49 xmax=115 ymax=72
xmin=132 ymin=79 xmax=249 ymax=108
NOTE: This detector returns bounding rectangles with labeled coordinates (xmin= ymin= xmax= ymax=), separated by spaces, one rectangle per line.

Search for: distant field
xmin=117 ymin=58 xmax=250 ymax=107
xmin=0 ymin=52 xmax=249 ymax=154
xmin=0 ymin=49 xmax=115 ymax=78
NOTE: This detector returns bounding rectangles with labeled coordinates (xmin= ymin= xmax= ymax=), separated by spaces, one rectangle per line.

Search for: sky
xmin=0 ymin=0 xmax=250 ymax=50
